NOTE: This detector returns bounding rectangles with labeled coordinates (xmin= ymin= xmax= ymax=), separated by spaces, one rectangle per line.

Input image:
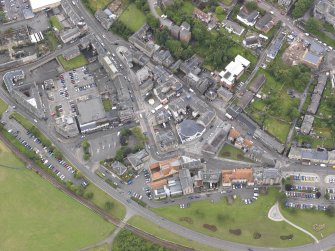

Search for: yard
xmin=102 ymin=98 xmax=112 ymax=112
xmin=119 ymin=4 xmax=146 ymax=32
xmin=128 ymin=216 xmax=220 ymax=251
xmin=0 ymin=141 xmax=115 ymax=251
xmin=49 ymin=16 xmax=63 ymax=31
xmin=246 ymin=70 xmax=300 ymax=143
xmin=281 ymin=205 xmax=335 ymax=240
xmin=82 ymin=0 xmax=111 ymax=13
xmin=58 ymin=54 xmax=88 ymax=71
xmin=0 ymin=97 xmax=8 ymax=115
xmin=44 ymin=31 xmax=59 ymax=51
xmin=152 ymin=189 xmax=313 ymax=247
xmin=218 ymin=144 xmax=253 ymax=162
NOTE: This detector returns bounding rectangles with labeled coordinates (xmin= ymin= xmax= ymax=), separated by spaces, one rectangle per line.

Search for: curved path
xmin=268 ymin=202 xmax=319 ymax=244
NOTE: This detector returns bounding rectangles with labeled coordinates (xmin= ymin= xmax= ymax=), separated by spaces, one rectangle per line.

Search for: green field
xmin=58 ymin=54 xmax=88 ymax=71
xmin=128 ymin=216 xmax=220 ymax=251
xmin=218 ymin=144 xmax=253 ymax=162
xmin=0 ymin=141 xmax=115 ymax=251
xmin=0 ymin=97 xmax=8 ymax=115
xmin=82 ymin=0 xmax=111 ymax=13
xmin=281 ymin=206 xmax=335 ymax=240
xmin=119 ymin=4 xmax=146 ymax=32
xmin=49 ymin=16 xmax=63 ymax=30
xmin=152 ymin=189 xmax=312 ymax=247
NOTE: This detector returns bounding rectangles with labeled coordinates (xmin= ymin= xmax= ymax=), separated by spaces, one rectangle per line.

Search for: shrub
xmin=253 ymin=232 xmax=262 ymax=239
xmin=229 ymin=229 xmax=242 ymax=235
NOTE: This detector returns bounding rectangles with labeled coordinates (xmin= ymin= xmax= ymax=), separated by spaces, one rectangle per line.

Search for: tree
xmin=74 ymin=170 xmax=83 ymax=179
xmin=84 ymin=192 xmax=94 ymax=199
xmin=305 ymin=18 xmax=321 ymax=34
xmin=315 ymin=191 xmax=321 ymax=199
xmin=215 ymin=6 xmax=224 ymax=16
xmin=245 ymin=2 xmax=258 ymax=11
xmin=146 ymin=14 xmax=160 ymax=30
xmin=291 ymin=0 xmax=314 ymax=18
xmin=285 ymin=184 xmax=293 ymax=191
xmin=53 ymin=148 xmax=63 ymax=160
xmin=105 ymin=201 xmax=114 ymax=210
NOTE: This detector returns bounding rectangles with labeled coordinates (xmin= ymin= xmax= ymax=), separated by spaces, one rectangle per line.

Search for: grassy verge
xmin=152 ymin=189 xmax=312 ymax=247
xmin=49 ymin=16 xmax=63 ymax=30
xmin=0 ymin=140 xmax=115 ymax=251
xmin=0 ymin=97 xmax=8 ymax=115
xmin=102 ymin=98 xmax=112 ymax=112
xmin=58 ymin=54 xmax=88 ymax=71
xmin=128 ymin=215 xmax=220 ymax=251
xmin=218 ymin=144 xmax=253 ymax=162
xmin=119 ymin=4 xmax=146 ymax=32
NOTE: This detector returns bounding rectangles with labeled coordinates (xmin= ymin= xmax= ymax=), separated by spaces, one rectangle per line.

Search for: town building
xmin=29 ymin=0 xmax=61 ymax=12
xmin=300 ymin=115 xmax=314 ymax=135
xmin=217 ymin=86 xmax=233 ymax=102
xmin=278 ymin=0 xmax=291 ymax=8
xmin=176 ymin=119 xmax=206 ymax=143
xmin=95 ymin=9 xmax=116 ymax=30
xmin=254 ymin=128 xmax=284 ymax=153
xmin=193 ymin=8 xmax=211 ymax=23
xmin=222 ymin=20 xmax=245 ymax=36
xmin=288 ymin=147 xmax=335 ymax=164
xmin=222 ymin=168 xmax=254 ymax=187
xmin=156 ymin=130 xmax=178 ymax=151
xmin=243 ymin=35 xmax=261 ymax=48
xmin=60 ymin=27 xmax=81 ymax=44
xmin=127 ymin=149 xmax=150 ymax=171
xmin=267 ymin=33 xmax=285 ymax=60
xmin=249 ymin=74 xmax=266 ymax=93
xmin=255 ymin=13 xmax=275 ymax=33
xmin=111 ymin=161 xmax=127 ymax=176
xmin=237 ymin=6 xmax=259 ymax=26
xmin=202 ymin=122 xmax=231 ymax=155
xmin=314 ymin=0 xmax=335 ymax=29
xmin=179 ymin=169 xmax=194 ymax=195
xmin=302 ymin=50 xmax=323 ymax=69
xmin=62 ymin=46 xmax=80 ymax=61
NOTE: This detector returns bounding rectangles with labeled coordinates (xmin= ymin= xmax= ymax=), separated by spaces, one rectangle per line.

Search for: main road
xmin=1 ymin=1 xmax=335 ymax=250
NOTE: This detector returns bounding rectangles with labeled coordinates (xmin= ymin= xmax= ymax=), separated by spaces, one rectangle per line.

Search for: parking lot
xmin=1 ymin=0 xmax=31 ymax=22
xmin=88 ymin=132 xmax=120 ymax=162
xmin=47 ymin=66 xmax=102 ymax=121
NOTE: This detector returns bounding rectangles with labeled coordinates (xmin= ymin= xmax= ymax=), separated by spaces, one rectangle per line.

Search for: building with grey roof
xmin=243 ymin=35 xmax=261 ymax=48
xmin=301 ymin=115 xmax=314 ymax=135
xmin=222 ymin=20 xmax=245 ymax=36
xmin=288 ymin=147 xmax=334 ymax=163
xmin=127 ymin=149 xmax=150 ymax=171
xmin=202 ymin=169 xmax=221 ymax=189
xmin=309 ymin=41 xmax=325 ymax=55
xmin=181 ymin=21 xmax=191 ymax=31
xmin=205 ymin=88 xmax=217 ymax=101
xmin=168 ymin=179 xmax=183 ymax=197
xmin=179 ymin=28 xmax=192 ymax=44
xmin=179 ymin=169 xmax=194 ymax=195
xmin=129 ymin=24 xmax=160 ymax=57
xmin=170 ymin=24 xmax=181 ymax=39
xmin=278 ymin=0 xmax=291 ymax=7
xmin=254 ymin=129 xmax=284 ymax=153
xmin=95 ymin=9 xmax=116 ymax=30
xmin=180 ymin=54 xmax=203 ymax=74
xmin=237 ymin=7 xmax=259 ymax=26
xmin=111 ymin=161 xmax=127 ymax=176
xmin=237 ymin=113 xmax=258 ymax=133
xmin=253 ymin=167 xmax=281 ymax=185
xmin=157 ymin=130 xmax=178 ymax=151
xmin=307 ymin=74 xmax=328 ymax=114
xmin=314 ymin=0 xmax=335 ymax=29
xmin=62 ymin=46 xmax=80 ymax=60
xmin=302 ymin=50 xmax=323 ymax=69
xmin=238 ymin=90 xmax=254 ymax=109
xmin=249 ymin=74 xmax=266 ymax=93
xmin=255 ymin=13 xmax=275 ymax=33
xmin=202 ymin=122 xmax=231 ymax=155
xmin=60 ymin=27 xmax=81 ymax=43
xmin=267 ymin=33 xmax=285 ymax=60
xmin=217 ymin=86 xmax=233 ymax=102
xmin=176 ymin=119 xmax=206 ymax=143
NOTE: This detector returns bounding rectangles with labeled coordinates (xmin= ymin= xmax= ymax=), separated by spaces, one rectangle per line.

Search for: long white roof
xmin=29 ymin=0 xmax=61 ymax=10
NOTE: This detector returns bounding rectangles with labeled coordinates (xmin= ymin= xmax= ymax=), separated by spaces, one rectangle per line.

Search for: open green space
xmin=119 ymin=4 xmax=146 ymax=32
xmin=49 ymin=16 xmax=63 ymax=31
xmin=152 ymin=189 xmax=312 ymax=247
xmin=304 ymin=18 xmax=335 ymax=48
xmin=221 ymin=0 xmax=233 ymax=5
xmin=85 ymin=184 xmax=126 ymax=220
xmin=181 ymin=1 xmax=194 ymax=15
xmin=281 ymin=205 xmax=335 ymax=240
xmin=0 ymin=141 xmax=115 ymax=251
xmin=58 ymin=54 xmax=88 ymax=71
xmin=0 ymin=97 xmax=8 ymax=115
xmin=155 ymin=6 xmax=163 ymax=16
xmin=218 ymin=144 xmax=253 ymax=162
xmin=82 ymin=0 xmax=111 ymax=13
xmin=44 ymin=31 xmax=59 ymax=51
xmin=128 ymin=216 xmax=220 ymax=251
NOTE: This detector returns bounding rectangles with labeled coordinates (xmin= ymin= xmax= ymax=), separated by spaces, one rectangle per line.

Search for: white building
xmin=29 ymin=0 xmax=61 ymax=13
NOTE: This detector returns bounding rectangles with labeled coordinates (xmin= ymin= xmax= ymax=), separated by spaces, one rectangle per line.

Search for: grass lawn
xmin=155 ymin=6 xmax=163 ymax=16
xmin=102 ymin=98 xmax=112 ymax=112
xmin=58 ymin=54 xmax=88 ymax=71
xmin=0 ymin=97 xmax=8 ymax=115
xmin=152 ymin=189 xmax=312 ymax=247
xmin=128 ymin=216 xmax=220 ymax=251
xmin=264 ymin=118 xmax=291 ymax=143
xmin=281 ymin=205 xmax=335 ymax=240
xmin=49 ymin=16 xmax=63 ymax=31
xmin=218 ymin=144 xmax=253 ymax=162
xmin=119 ymin=4 xmax=146 ymax=32
xmin=85 ymin=184 xmax=126 ymax=220
xmin=82 ymin=0 xmax=111 ymax=13
xmin=44 ymin=31 xmax=59 ymax=51
xmin=0 ymin=141 xmax=115 ymax=251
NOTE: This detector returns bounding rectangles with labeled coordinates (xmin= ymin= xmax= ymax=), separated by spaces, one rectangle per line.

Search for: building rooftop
xmin=222 ymin=168 xmax=254 ymax=183
xmin=77 ymin=96 xmax=106 ymax=126
xmin=111 ymin=161 xmax=127 ymax=176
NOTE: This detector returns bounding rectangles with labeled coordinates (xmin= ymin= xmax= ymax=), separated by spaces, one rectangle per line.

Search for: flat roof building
xmin=30 ymin=0 xmax=61 ymax=12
